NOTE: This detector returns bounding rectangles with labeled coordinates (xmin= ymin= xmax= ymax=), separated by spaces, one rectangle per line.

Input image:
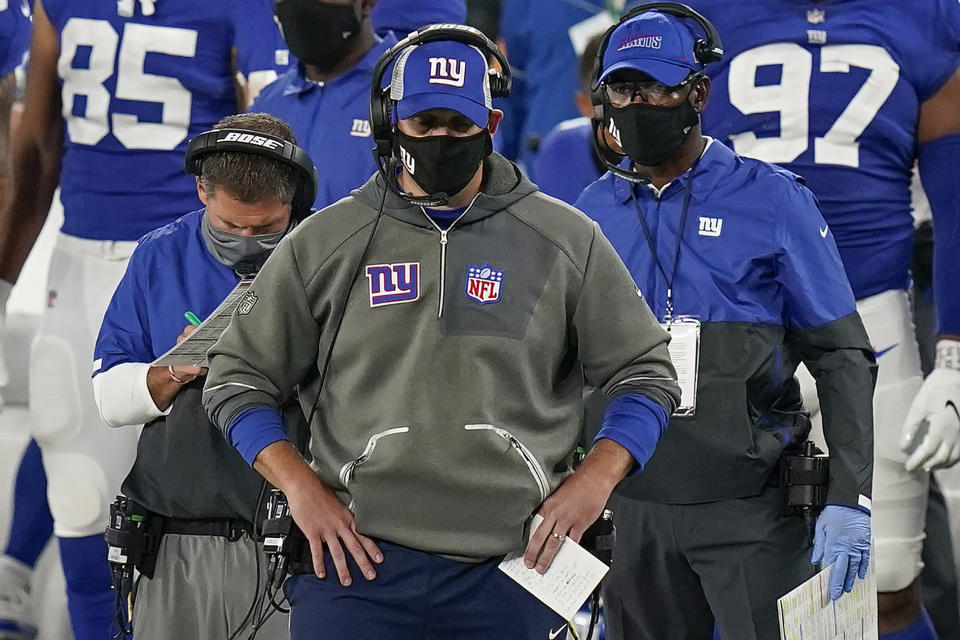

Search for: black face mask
xmin=275 ymin=0 xmax=361 ymax=73
xmin=606 ymin=99 xmax=699 ymax=167
xmin=394 ymin=129 xmax=493 ymax=198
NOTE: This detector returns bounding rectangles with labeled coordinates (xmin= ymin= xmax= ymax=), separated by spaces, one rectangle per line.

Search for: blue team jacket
xmin=575 ymin=140 xmax=876 ymax=510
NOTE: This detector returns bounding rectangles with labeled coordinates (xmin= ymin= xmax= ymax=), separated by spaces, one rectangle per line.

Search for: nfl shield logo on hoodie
xmin=465 ymin=264 xmax=503 ymax=304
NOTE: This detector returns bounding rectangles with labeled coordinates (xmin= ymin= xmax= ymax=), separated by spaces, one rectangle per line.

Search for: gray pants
xmin=603 ymin=488 xmax=814 ymax=640
xmin=132 ymin=533 xmax=288 ymax=640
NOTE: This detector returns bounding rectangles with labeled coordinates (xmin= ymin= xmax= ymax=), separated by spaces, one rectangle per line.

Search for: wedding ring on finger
xmin=551 ymin=532 xmax=565 ymax=543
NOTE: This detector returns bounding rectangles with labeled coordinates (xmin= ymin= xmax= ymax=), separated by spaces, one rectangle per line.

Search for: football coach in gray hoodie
xmin=204 ymin=25 xmax=680 ymax=639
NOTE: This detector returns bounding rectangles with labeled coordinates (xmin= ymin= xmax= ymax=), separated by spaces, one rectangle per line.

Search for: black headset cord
xmin=234 ymin=179 xmax=390 ymax=640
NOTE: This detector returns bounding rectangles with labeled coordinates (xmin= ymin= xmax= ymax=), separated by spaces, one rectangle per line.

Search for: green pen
xmin=184 ymin=311 xmax=202 ymax=326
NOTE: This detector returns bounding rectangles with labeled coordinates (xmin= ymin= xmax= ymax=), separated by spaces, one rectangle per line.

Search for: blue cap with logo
xmin=390 ymin=40 xmax=492 ymax=128
xmin=597 ymin=11 xmax=701 ymax=87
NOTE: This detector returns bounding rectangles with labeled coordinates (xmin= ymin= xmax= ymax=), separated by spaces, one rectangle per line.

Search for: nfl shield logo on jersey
xmin=237 ymin=291 xmax=258 ymax=315
xmin=465 ymin=264 xmax=503 ymax=304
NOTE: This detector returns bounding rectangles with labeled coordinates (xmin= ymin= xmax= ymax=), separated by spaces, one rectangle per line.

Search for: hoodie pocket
xmin=464 ymin=424 xmax=549 ymax=502
xmin=338 ymin=427 xmax=410 ymax=508
xmin=340 ymin=422 xmax=555 ymax=558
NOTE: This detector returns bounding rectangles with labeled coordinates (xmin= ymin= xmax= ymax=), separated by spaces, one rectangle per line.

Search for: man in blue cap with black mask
xmin=203 ymin=25 xmax=682 ymax=639
xmin=575 ymin=6 xmax=877 ymax=639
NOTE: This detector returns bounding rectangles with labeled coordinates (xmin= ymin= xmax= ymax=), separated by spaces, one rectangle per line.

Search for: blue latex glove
xmin=811 ymin=505 xmax=871 ymax=600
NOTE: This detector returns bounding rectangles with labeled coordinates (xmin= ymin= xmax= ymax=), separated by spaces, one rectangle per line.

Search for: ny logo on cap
xmin=428 ymin=57 xmax=467 ymax=88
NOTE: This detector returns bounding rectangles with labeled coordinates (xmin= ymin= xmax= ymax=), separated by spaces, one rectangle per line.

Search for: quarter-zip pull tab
xmin=437 ymin=229 xmax=449 ymax=318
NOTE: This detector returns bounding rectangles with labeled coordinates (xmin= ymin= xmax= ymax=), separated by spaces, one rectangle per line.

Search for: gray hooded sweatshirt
xmin=204 ymin=153 xmax=680 ymax=561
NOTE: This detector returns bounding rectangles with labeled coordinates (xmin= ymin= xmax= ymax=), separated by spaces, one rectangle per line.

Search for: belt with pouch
xmin=161 ymin=517 xmax=254 ymax=542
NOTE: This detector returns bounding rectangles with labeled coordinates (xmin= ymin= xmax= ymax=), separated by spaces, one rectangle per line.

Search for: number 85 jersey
xmin=42 ymin=0 xmax=279 ymax=241
xmin=686 ymin=0 xmax=960 ymax=300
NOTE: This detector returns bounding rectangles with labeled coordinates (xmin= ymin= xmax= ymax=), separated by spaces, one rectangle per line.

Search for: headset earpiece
xmin=694 ymin=38 xmax=723 ymax=64
xmin=370 ymin=86 xmax=394 ymax=159
xmin=487 ymin=68 xmax=511 ymax=99
xmin=590 ymin=85 xmax=605 ymax=121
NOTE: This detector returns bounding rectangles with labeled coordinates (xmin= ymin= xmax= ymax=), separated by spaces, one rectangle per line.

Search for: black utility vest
xmin=121 ymin=381 xmax=306 ymax=525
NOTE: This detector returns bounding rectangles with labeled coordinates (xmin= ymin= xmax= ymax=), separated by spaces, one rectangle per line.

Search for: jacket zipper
xmin=418 ymin=194 xmax=481 ymax=319
xmin=464 ymin=424 xmax=549 ymax=501
xmin=438 ymin=228 xmax=449 ymax=318
xmin=338 ymin=426 xmax=410 ymax=487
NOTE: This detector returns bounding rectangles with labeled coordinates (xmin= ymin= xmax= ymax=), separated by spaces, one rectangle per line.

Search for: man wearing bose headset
xmin=573 ymin=5 xmax=877 ymax=639
xmin=90 ymin=113 xmax=316 ymax=639
xmin=203 ymin=24 xmax=680 ymax=638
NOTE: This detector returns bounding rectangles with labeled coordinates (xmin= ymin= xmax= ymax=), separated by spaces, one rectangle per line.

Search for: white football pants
xmin=799 ymin=289 xmax=926 ymax=592
xmin=29 ymin=233 xmax=139 ymax=538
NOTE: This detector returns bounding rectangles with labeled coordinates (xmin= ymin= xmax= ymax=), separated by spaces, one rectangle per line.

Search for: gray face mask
xmin=201 ymin=212 xmax=294 ymax=276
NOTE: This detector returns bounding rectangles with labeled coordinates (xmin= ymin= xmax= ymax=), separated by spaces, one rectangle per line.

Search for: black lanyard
xmin=634 ymin=162 xmax=698 ymax=324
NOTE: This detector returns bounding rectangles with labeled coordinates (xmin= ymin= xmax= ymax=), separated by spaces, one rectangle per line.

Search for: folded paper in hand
xmin=498 ymin=514 xmax=609 ymax=621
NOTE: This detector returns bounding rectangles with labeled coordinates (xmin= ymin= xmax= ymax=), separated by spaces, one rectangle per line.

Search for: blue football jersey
xmin=94 ymin=210 xmax=238 ymax=375
xmin=43 ymin=0 xmax=281 ymax=241
xmin=0 ymin=0 xmax=30 ymax=78
xmin=680 ymin=0 xmax=960 ymax=299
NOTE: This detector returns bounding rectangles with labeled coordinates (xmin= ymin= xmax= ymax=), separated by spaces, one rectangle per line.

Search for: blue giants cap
xmin=597 ymin=11 xmax=701 ymax=87
xmin=390 ymin=40 xmax=492 ymax=128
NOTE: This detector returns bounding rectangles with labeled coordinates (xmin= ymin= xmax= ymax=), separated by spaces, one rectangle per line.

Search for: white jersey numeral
xmin=728 ymin=43 xmax=811 ymax=164
xmin=59 ymin=18 xmax=197 ymax=150
xmin=59 ymin=18 xmax=117 ymax=146
xmin=727 ymin=43 xmax=900 ymax=168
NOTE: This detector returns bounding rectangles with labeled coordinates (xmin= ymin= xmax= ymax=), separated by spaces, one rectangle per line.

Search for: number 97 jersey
xmin=42 ymin=0 xmax=280 ymax=241
xmin=686 ymin=0 xmax=960 ymax=300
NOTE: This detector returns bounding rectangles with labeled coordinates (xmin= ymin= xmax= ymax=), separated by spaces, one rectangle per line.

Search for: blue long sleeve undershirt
xmin=227 ymin=406 xmax=288 ymax=467
xmin=594 ymin=393 xmax=670 ymax=475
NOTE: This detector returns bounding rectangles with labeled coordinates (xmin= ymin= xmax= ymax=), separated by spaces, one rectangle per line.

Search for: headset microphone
xmin=380 ymin=157 xmax=452 ymax=208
